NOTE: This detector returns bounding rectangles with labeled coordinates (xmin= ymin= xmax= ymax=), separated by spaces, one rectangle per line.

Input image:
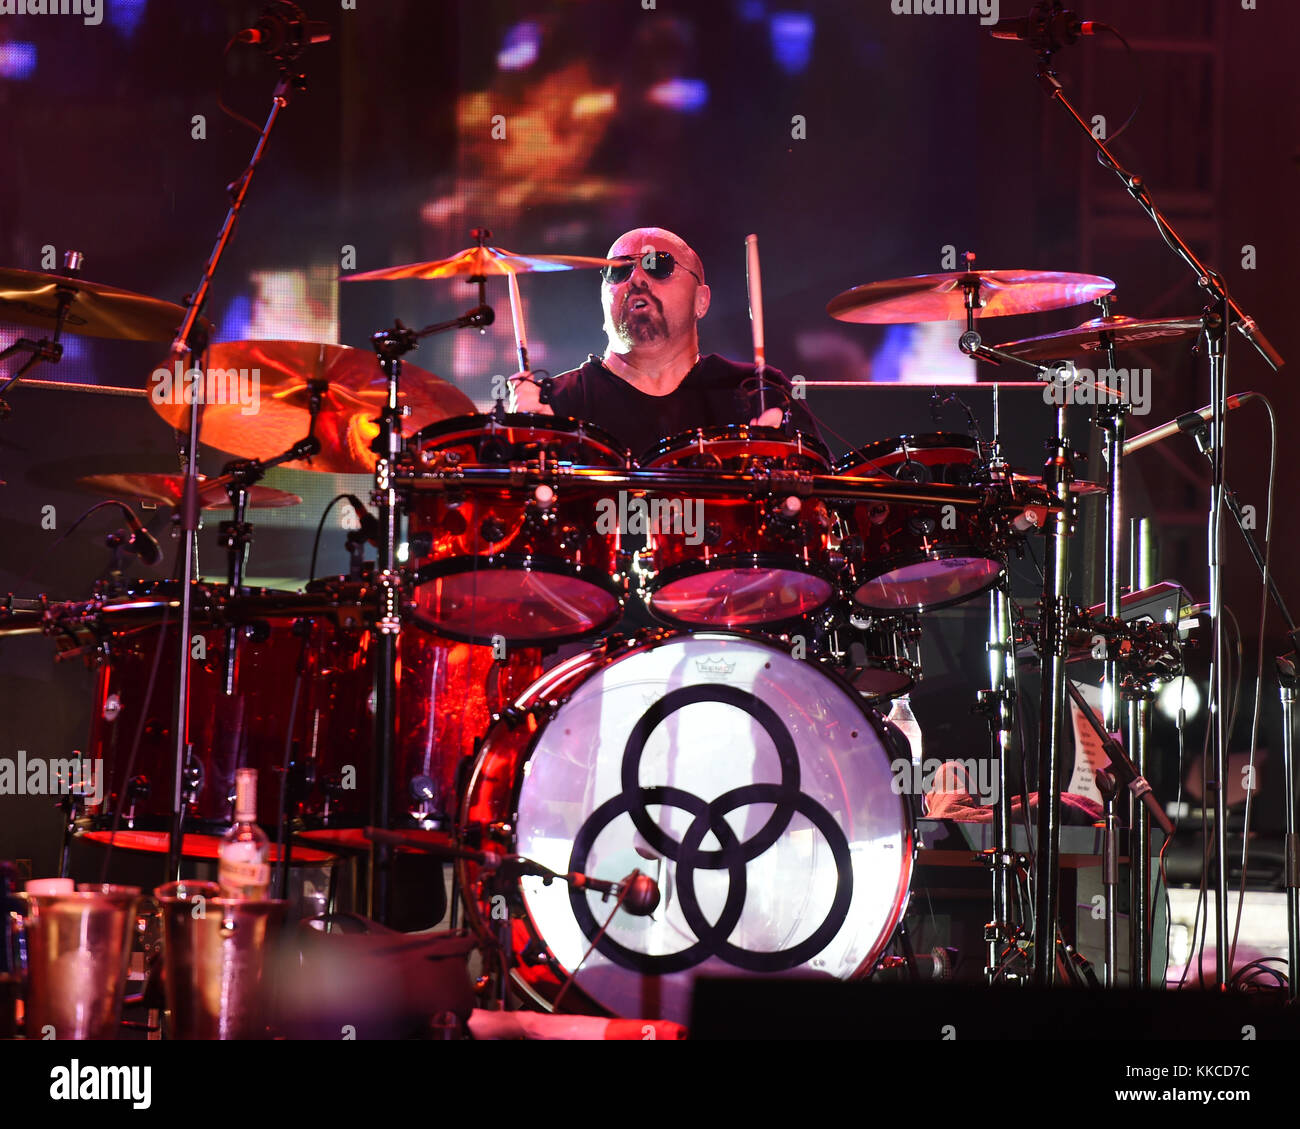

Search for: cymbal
xmin=342 ymin=245 xmax=616 ymax=282
xmin=0 ymin=267 xmax=212 ymax=342
xmin=993 ymin=315 xmax=1203 ymax=361
xmin=1010 ymin=472 xmax=1107 ymax=497
xmin=827 ymin=270 xmax=1115 ymax=324
xmin=151 ymin=340 xmax=475 ymax=474
xmin=78 ymin=472 xmax=302 ymax=510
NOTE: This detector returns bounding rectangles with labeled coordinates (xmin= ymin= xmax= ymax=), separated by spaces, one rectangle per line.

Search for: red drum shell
xmin=835 ymin=433 xmax=1003 ymax=612
xmin=406 ymin=413 xmax=629 ymax=644
xmin=637 ymin=426 xmax=835 ymax=628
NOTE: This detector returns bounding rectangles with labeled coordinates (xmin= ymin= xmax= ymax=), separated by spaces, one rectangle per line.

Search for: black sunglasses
xmin=601 ymin=251 xmax=702 ymax=285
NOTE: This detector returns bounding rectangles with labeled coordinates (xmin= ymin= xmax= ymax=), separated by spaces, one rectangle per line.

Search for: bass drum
xmin=459 ymin=631 xmax=913 ymax=1023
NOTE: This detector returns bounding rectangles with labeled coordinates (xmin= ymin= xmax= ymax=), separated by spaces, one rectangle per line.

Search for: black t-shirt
xmin=545 ymin=353 xmax=824 ymax=460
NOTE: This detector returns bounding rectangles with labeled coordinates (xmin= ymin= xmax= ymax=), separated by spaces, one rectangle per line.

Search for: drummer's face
xmin=602 ymin=236 xmax=708 ymax=352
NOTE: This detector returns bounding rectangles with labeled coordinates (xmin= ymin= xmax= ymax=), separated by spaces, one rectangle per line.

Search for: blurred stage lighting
xmin=770 ymin=12 xmax=815 ymax=75
xmin=497 ymin=21 xmax=540 ymax=71
xmin=0 ymin=42 xmax=37 ymax=81
xmin=647 ymin=78 xmax=709 ymax=113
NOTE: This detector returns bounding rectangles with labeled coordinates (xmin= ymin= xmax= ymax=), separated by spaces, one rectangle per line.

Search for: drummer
xmin=508 ymin=227 xmax=822 ymax=451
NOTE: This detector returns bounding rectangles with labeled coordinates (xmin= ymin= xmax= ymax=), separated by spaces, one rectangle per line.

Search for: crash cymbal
xmin=342 ymin=245 xmax=617 ymax=281
xmin=993 ymin=315 xmax=1203 ymax=361
xmin=827 ymin=270 xmax=1115 ymax=324
xmin=151 ymin=340 xmax=475 ymax=473
xmin=78 ymin=472 xmax=302 ymax=510
xmin=0 ymin=267 xmax=212 ymax=342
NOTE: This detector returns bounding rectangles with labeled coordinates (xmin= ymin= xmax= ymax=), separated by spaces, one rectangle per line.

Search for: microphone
xmin=345 ymin=495 xmax=381 ymax=546
xmin=237 ymin=2 xmax=330 ymax=61
xmin=618 ymin=870 xmax=661 ymax=917
xmin=115 ymin=502 xmax=163 ymax=566
xmin=990 ymin=4 xmax=1100 ymax=51
xmin=1122 ymin=392 xmax=1257 ymax=457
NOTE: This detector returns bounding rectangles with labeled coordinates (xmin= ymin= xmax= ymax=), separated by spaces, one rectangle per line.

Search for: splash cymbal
xmin=78 ymin=472 xmax=302 ymax=510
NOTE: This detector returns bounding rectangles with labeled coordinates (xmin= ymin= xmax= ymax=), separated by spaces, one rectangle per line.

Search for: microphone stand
xmin=163 ymin=59 xmax=308 ymax=885
xmin=1020 ymin=15 xmax=1284 ymax=992
xmin=1179 ymin=418 xmax=1300 ymax=998
xmin=365 ymin=305 xmax=493 ymax=926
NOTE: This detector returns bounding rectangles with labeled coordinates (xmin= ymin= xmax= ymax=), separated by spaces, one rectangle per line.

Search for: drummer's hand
xmin=507 ymin=373 xmax=553 ymax=415
xmin=749 ymin=406 xmax=784 ymax=429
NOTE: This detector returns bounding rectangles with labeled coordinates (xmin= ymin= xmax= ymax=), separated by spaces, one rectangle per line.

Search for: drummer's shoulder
xmin=700 ymin=353 xmax=792 ymax=385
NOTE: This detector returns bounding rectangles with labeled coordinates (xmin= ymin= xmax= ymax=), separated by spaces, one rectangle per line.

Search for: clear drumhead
xmin=513 ymin=633 xmax=912 ymax=1022
xmin=852 ymin=557 xmax=1003 ymax=612
xmin=649 ymin=568 xmax=834 ymax=627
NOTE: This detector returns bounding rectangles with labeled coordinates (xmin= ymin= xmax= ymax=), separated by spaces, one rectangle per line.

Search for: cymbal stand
xmin=366 ymin=304 xmax=493 ymax=925
xmin=952 ymin=255 xmax=1079 ymax=985
xmin=977 ymin=576 xmax=1024 ymax=984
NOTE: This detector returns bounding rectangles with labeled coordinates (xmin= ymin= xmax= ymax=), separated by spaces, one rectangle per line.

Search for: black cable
xmin=308 ymin=494 xmax=350 ymax=584
xmin=1229 ymin=395 xmax=1277 ymax=973
xmin=217 ymin=36 xmax=263 ymax=134
xmin=1093 ymin=23 xmax=1143 ymax=149
xmin=19 ymin=499 xmax=148 ymax=586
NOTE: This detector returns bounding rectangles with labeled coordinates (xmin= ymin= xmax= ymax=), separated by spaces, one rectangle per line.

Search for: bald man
xmin=509 ymin=227 xmax=820 ymax=456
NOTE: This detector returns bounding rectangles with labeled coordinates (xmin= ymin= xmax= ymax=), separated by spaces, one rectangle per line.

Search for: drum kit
xmin=1 ymin=227 xmax=1213 ymax=1024
xmin=2 ymin=6 xmax=1289 ymax=1029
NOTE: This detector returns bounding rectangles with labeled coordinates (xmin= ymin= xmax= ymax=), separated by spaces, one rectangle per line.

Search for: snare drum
xmin=637 ymin=426 xmax=835 ymax=628
xmin=406 ymin=413 xmax=628 ymax=645
xmin=835 ymin=433 xmax=1003 ymax=612
xmin=458 ymin=631 xmax=913 ymax=1022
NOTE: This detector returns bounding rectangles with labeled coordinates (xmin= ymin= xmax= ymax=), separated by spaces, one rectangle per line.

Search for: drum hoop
xmin=457 ymin=629 xmax=916 ymax=1010
xmin=410 ymin=411 xmax=629 ymax=466
xmin=851 ymin=551 xmax=1005 ymax=613
xmin=642 ymin=424 xmax=831 ymax=469
xmin=833 ymin=430 xmax=980 ymax=475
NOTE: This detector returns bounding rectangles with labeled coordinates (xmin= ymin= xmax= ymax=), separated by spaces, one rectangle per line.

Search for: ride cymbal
xmin=827 ymin=270 xmax=1115 ymax=324
xmin=993 ymin=315 xmax=1203 ymax=361
xmin=0 ymin=267 xmax=213 ymax=342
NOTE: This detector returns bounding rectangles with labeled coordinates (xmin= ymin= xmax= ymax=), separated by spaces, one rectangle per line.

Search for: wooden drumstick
xmin=506 ymin=268 xmax=530 ymax=373
xmin=745 ymin=234 xmax=767 ymax=414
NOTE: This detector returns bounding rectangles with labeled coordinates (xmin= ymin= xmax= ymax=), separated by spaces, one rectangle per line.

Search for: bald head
xmin=606 ymin=227 xmax=706 ymax=285
xmin=601 ymin=227 xmax=710 ymax=358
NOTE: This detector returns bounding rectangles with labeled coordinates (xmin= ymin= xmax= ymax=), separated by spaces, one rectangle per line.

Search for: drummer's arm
xmin=507 ymin=373 xmax=554 ymax=415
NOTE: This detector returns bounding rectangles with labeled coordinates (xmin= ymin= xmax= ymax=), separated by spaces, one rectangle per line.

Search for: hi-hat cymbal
xmin=151 ymin=340 xmax=475 ymax=473
xmin=0 ymin=267 xmax=213 ymax=342
xmin=341 ymin=245 xmax=617 ymax=281
xmin=78 ymin=472 xmax=301 ymax=510
xmin=827 ymin=270 xmax=1115 ymax=324
xmin=993 ymin=315 xmax=1203 ymax=361
xmin=1010 ymin=472 xmax=1107 ymax=497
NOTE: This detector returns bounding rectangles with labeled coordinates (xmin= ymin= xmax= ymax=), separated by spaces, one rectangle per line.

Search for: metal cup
xmin=156 ymin=880 xmax=286 ymax=1040
xmin=21 ymin=884 xmax=141 ymax=1040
